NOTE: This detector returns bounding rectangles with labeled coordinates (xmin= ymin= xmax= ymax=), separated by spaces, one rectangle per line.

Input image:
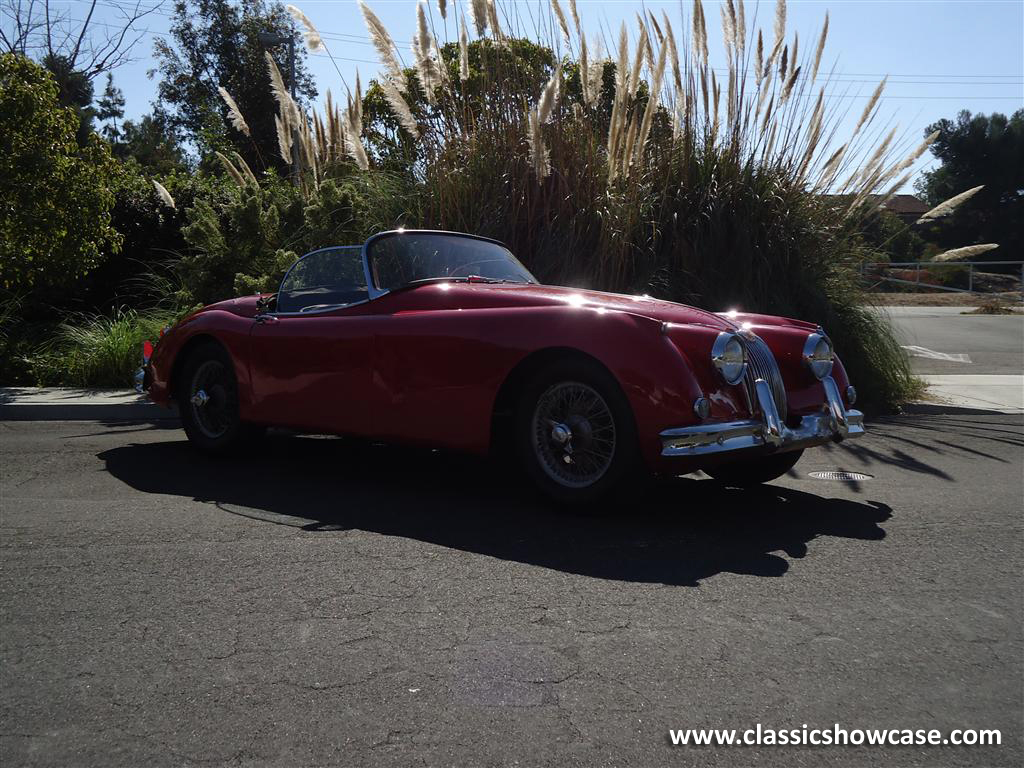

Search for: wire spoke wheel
xmin=531 ymin=381 xmax=617 ymax=489
xmin=188 ymin=359 xmax=236 ymax=440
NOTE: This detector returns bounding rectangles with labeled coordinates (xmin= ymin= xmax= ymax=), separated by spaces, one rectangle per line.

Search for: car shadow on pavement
xmin=98 ymin=435 xmax=892 ymax=587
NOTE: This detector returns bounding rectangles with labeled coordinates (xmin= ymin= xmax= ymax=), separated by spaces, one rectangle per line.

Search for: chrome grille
xmin=743 ymin=335 xmax=788 ymax=420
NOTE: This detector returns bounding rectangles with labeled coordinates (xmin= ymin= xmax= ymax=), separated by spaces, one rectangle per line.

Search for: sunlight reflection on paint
xmin=562 ymin=293 xmax=586 ymax=308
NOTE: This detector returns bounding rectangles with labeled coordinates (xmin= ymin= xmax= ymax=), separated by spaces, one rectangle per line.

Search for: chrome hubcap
xmin=532 ymin=381 xmax=616 ymax=489
xmin=189 ymin=361 xmax=234 ymax=439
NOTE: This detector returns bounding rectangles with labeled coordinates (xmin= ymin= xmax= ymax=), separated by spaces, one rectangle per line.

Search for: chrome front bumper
xmin=660 ymin=376 xmax=865 ymax=457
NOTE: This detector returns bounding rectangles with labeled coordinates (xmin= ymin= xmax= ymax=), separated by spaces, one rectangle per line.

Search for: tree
xmin=915 ymin=110 xmax=1024 ymax=263
xmin=0 ymin=0 xmax=162 ymax=79
xmin=96 ymin=72 xmax=126 ymax=143
xmin=152 ymin=0 xmax=317 ymax=174
xmin=117 ymin=114 xmax=189 ymax=176
xmin=0 ymin=54 xmax=122 ymax=294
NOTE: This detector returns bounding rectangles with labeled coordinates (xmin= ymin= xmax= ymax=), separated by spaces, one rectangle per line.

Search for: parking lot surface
xmin=1 ymin=416 xmax=1022 ymax=767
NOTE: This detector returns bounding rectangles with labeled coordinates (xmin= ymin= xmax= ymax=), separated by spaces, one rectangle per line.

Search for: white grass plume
xmin=692 ymin=0 xmax=707 ymax=63
xmin=854 ymin=77 xmax=886 ymax=135
xmin=551 ymin=0 xmax=570 ymax=44
xmin=486 ymin=0 xmax=503 ymax=43
xmin=811 ymin=12 xmax=828 ymax=80
xmin=275 ymin=114 xmax=293 ymax=163
xmin=217 ymin=86 xmax=250 ymax=137
xmin=152 ymin=180 xmax=175 ymax=209
xmin=286 ymin=5 xmax=323 ymax=51
xmin=661 ymin=11 xmax=682 ymax=90
xmin=917 ymin=185 xmax=985 ymax=223
xmin=459 ymin=15 xmax=470 ymax=80
xmin=265 ymin=51 xmax=300 ymax=126
xmin=360 ymin=1 xmax=406 ymax=89
xmin=470 ymin=0 xmax=488 ymax=36
xmin=537 ymin=65 xmax=562 ymax=124
xmin=216 ymin=151 xmax=246 ymax=187
xmin=773 ymin=0 xmax=786 ymax=51
xmin=231 ymin=151 xmax=259 ymax=186
xmin=381 ymin=79 xmax=419 ymax=137
xmin=412 ymin=2 xmax=443 ymax=104
xmin=527 ymin=108 xmax=549 ymax=178
xmin=933 ymin=244 xmax=999 ymax=262
xmin=344 ymin=85 xmax=369 ymax=171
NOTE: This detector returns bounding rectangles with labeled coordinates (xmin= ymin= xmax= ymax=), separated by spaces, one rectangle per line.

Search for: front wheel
xmin=704 ymin=449 xmax=804 ymax=486
xmin=177 ymin=341 xmax=263 ymax=453
xmin=515 ymin=358 xmax=641 ymax=506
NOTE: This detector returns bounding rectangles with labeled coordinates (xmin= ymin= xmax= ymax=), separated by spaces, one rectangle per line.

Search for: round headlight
xmin=803 ymin=333 xmax=834 ymax=380
xmin=712 ymin=332 xmax=747 ymax=385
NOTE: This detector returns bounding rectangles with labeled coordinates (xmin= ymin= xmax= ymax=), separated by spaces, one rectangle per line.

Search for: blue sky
xmin=23 ymin=0 xmax=1024 ymax=188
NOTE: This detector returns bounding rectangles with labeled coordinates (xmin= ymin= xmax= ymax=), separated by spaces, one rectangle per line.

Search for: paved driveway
xmin=1 ymin=416 xmax=1021 ymax=767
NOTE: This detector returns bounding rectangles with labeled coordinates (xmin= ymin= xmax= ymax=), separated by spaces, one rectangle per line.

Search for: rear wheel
xmin=704 ymin=449 xmax=804 ymax=486
xmin=177 ymin=341 xmax=263 ymax=453
xmin=516 ymin=358 xmax=641 ymax=506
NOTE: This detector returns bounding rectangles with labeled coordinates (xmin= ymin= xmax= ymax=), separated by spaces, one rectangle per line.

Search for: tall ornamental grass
xmin=212 ymin=0 xmax=957 ymax=410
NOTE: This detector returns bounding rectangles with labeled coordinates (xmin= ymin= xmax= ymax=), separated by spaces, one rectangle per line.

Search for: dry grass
xmin=211 ymin=0 xmax=976 ymax=411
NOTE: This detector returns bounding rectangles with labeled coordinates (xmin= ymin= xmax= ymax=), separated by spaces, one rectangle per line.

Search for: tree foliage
xmin=0 ymin=54 xmax=121 ymax=294
xmin=178 ymin=172 xmax=407 ymax=304
xmin=153 ymin=0 xmax=317 ymax=173
xmin=915 ymin=110 xmax=1023 ymax=262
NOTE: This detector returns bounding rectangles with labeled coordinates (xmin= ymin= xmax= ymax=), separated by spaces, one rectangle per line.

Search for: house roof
xmin=878 ymin=194 xmax=929 ymax=215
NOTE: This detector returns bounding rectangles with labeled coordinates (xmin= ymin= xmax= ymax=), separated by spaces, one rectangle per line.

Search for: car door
xmin=247 ymin=247 xmax=379 ymax=435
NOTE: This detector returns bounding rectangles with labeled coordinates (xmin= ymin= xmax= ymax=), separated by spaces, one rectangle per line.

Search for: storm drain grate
xmin=809 ymin=470 xmax=873 ymax=481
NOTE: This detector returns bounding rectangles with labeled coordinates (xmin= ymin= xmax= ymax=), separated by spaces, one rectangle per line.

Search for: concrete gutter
xmin=2 ymin=376 xmax=1021 ymax=422
xmin=0 ymin=388 xmax=175 ymax=421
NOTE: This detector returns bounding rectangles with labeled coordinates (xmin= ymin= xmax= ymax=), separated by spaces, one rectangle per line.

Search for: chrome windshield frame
xmin=360 ymin=229 xmax=535 ymax=297
xmin=270 ymin=244 xmax=367 ymax=316
xmin=269 ymin=231 xmax=531 ymax=316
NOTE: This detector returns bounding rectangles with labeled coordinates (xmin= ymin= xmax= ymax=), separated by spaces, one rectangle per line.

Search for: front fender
xmin=147 ymin=310 xmax=256 ymax=419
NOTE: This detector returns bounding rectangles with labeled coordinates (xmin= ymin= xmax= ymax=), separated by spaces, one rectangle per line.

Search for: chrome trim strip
xmin=660 ymin=375 xmax=865 ymax=457
xmin=743 ymin=334 xmax=788 ymax=420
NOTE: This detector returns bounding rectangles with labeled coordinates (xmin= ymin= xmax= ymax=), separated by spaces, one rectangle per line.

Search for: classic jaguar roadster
xmin=139 ymin=229 xmax=864 ymax=502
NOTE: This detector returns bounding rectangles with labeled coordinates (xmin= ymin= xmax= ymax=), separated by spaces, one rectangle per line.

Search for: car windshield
xmin=368 ymin=232 xmax=536 ymax=291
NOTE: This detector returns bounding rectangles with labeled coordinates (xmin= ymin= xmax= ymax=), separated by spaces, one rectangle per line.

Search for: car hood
xmin=430 ymin=282 xmax=742 ymax=330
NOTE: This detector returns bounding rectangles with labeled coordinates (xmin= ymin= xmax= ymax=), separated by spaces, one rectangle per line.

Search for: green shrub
xmin=31 ymin=307 xmax=180 ymax=388
xmin=178 ymin=171 xmax=408 ymax=304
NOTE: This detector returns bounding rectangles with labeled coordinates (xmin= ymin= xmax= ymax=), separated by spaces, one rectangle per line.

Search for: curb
xmin=0 ymin=388 xmax=177 ymax=422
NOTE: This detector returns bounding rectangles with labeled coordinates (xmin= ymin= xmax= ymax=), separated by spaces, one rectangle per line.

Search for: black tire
xmin=704 ymin=449 xmax=804 ymax=486
xmin=515 ymin=357 xmax=642 ymax=507
xmin=176 ymin=341 xmax=264 ymax=453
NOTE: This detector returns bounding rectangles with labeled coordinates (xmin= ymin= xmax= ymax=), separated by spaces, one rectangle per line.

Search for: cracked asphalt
xmin=1 ymin=413 xmax=1022 ymax=767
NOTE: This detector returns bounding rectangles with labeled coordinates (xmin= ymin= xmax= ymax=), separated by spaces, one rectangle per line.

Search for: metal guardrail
xmin=861 ymin=260 xmax=1024 ymax=295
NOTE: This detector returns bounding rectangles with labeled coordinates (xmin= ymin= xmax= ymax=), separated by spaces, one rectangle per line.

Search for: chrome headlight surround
xmin=711 ymin=331 xmax=747 ymax=385
xmin=803 ymin=332 xmax=834 ymax=380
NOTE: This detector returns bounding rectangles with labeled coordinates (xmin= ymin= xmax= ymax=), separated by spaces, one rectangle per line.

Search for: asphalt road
xmin=878 ymin=306 xmax=1024 ymax=375
xmin=2 ymin=417 xmax=1022 ymax=767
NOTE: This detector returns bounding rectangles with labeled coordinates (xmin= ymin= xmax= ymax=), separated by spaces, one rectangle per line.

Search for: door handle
xmin=255 ymin=314 xmax=279 ymax=324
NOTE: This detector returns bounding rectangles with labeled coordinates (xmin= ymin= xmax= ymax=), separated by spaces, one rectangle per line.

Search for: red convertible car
xmin=140 ymin=230 xmax=864 ymax=503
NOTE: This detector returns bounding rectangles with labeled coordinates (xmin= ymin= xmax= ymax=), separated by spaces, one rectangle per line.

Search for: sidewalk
xmin=3 ymin=378 xmax=1022 ymax=421
xmin=0 ymin=387 xmax=173 ymax=421
xmin=919 ymin=374 xmax=1024 ymax=414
